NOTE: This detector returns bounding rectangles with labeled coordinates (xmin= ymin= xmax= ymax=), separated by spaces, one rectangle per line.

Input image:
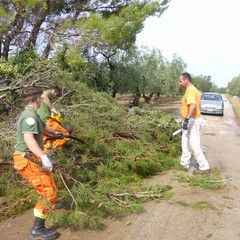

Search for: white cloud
xmin=137 ymin=0 xmax=240 ymax=87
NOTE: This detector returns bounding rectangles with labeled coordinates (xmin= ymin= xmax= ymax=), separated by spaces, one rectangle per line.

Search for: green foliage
xmin=162 ymin=54 xmax=186 ymax=96
xmin=0 ymin=6 xmax=7 ymax=17
xmin=192 ymin=75 xmax=216 ymax=93
xmin=227 ymin=76 xmax=240 ymax=97
xmin=76 ymin=1 xmax=167 ymax=53
xmin=53 ymin=42 xmax=187 ymax=98
xmin=46 ymin=83 xmax=182 ymax=228
xmin=49 ymin=182 xmax=171 ymax=229
xmin=0 ymin=167 xmax=38 ymax=220
xmin=173 ymin=169 xmax=224 ymax=190
xmin=0 ymin=60 xmax=17 ymax=79
xmin=0 ymin=137 xmax=15 ymax=159
xmin=109 ymin=47 xmax=186 ymax=98
xmin=175 ymin=200 xmax=216 ymax=210
xmin=11 ymin=51 xmax=40 ymax=74
xmin=0 ymin=57 xmax=223 ymax=229
xmin=0 ymin=0 xmax=169 ymax=61
xmin=0 ymin=75 xmax=182 ymax=227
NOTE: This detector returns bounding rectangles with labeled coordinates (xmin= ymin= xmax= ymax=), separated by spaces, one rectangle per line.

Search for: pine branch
xmin=58 ymin=172 xmax=78 ymax=209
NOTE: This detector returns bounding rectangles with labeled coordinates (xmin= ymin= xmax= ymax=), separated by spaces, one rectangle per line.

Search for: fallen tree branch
xmin=0 ymin=94 xmax=6 ymax=100
xmin=207 ymin=177 xmax=232 ymax=183
xmin=53 ymin=88 xmax=76 ymax=105
xmin=1 ymin=194 xmax=33 ymax=217
xmin=106 ymin=194 xmax=131 ymax=208
xmin=108 ymin=191 xmax=163 ymax=199
xmin=58 ymin=172 xmax=78 ymax=209
xmin=105 ymin=186 xmax=168 ymax=208
xmin=63 ymin=99 xmax=98 ymax=110
xmin=0 ymin=160 xmax=13 ymax=165
xmin=113 ymin=131 xmax=139 ymax=139
xmin=0 ymin=66 xmax=58 ymax=93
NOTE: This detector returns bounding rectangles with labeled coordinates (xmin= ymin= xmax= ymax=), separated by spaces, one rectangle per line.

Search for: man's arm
xmin=44 ymin=125 xmax=56 ymax=135
xmin=24 ymin=133 xmax=53 ymax=171
xmin=42 ymin=92 xmax=53 ymax=109
xmin=24 ymin=133 xmax=45 ymax=158
xmin=44 ymin=125 xmax=63 ymax=137
xmin=42 ymin=91 xmax=58 ymax=114
xmin=182 ymin=103 xmax=196 ymax=130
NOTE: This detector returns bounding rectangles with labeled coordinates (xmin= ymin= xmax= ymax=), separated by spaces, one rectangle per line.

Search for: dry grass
xmin=226 ymin=95 xmax=240 ymax=119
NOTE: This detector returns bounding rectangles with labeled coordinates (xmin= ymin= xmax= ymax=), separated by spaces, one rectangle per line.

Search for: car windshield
xmin=201 ymin=94 xmax=221 ymax=101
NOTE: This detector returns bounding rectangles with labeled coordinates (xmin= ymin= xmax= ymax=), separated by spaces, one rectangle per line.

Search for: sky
xmin=136 ymin=0 xmax=240 ymax=88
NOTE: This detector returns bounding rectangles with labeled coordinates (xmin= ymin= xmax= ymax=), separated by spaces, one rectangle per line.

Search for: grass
xmin=226 ymin=94 xmax=240 ymax=119
xmin=222 ymin=195 xmax=234 ymax=200
xmin=175 ymin=200 xmax=216 ymax=210
xmin=172 ymin=169 xmax=224 ymax=190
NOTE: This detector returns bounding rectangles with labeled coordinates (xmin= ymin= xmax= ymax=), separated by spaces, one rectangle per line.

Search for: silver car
xmin=200 ymin=92 xmax=224 ymax=116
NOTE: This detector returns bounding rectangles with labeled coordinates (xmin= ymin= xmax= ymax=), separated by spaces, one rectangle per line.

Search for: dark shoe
xmin=193 ymin=169 xmax=210 ymax=175
xmin=30 ymin=217 xmax=60 ymax=240
xmin=55 ymin=200 xmax=64 ymax=209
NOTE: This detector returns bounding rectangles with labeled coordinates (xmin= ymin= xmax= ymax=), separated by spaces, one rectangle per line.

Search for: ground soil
xmin=1 ymin=95 xmax=240 ymax=240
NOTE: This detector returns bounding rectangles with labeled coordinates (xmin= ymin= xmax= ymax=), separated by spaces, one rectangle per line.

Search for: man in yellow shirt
xmin=179 ymin=72 xmax=210 ymax=175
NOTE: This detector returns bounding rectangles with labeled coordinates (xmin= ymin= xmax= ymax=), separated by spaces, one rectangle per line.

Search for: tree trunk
xmin=25 ymin=12 xmax=47 ymax=52
xmin=42 ymin=22 xmax=60 ymax=59
xmin=143 ymin=92 xmax=154 ymax=103
xmin=111 ymin=89 xmax=117 ymax=98
xmin=2 ymin=10 xmax=25 ymax=60
xmin=132 ymin=87 xmax=141 ymax=106
xmin=101 ymin=52 xmax=117 ymax=98
xmin=0 ymin=41 xmax=2 ymax=58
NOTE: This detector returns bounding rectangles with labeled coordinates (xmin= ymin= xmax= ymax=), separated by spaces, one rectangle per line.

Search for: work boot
xmin=30 ymin=217 xmax=60 ymax=240
xmin=55 ymin=199 xmax=64 ymax=209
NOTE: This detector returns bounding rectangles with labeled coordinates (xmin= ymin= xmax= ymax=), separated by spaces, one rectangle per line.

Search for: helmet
xmin=51 ymin=111 xmax=63 ymax=124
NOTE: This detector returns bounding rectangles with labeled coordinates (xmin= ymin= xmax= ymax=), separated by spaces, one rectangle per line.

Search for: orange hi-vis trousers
xmin=43 ymin=118 xmax=70 ymax=153
xmin=13 ymin=154 xmax=58 ymax=219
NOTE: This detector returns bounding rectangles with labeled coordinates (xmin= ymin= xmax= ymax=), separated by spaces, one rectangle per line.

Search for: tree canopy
xmin=0 ymin=0 xmax=170 ymax=60
xmin=227 ymin=76 xmax=240 ymax=96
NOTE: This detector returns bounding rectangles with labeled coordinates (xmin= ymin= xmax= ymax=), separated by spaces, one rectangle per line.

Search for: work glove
xmin=51 ymin=108 xmax=58 ymax=116
xmin=60 ymin=111 xmax=66 ymax=117
xmin=182 ymin=118 xmax=189 ymax=130
xmin=41 ymin=154 xmax=53 ymax=172
xmin=53 ymin=131 xmax=63 ymax=137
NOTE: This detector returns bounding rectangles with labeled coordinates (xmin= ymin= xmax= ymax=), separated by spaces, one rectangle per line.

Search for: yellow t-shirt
xmin=181 ymin=85 xmax=201 ymax=119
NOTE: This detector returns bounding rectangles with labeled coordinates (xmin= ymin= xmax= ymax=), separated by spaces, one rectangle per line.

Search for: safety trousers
xmin=13 ymin=154 xmax=58 ymax=219
xmin=43 ymin=118 xmax=70 ymax=152
xmin=180 ymin=117 xmax=210 ymax=170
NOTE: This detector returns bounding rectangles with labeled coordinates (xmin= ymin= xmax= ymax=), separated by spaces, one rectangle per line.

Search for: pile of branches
xmin=0 ymin=73 xmax=182 ymax=228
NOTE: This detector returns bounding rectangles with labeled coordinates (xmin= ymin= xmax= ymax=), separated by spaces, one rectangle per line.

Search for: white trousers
xmin=180 ymin=117 xmax=210 ymax=170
